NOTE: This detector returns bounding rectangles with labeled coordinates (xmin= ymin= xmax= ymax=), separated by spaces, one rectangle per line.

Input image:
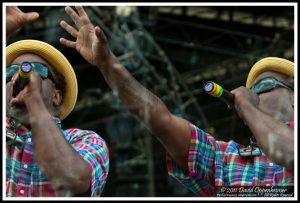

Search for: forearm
xmin=240 ymin=102 xmax=294 ymax=170
xmin=26 ymin=94 xmax=91 ymax=195
xmin=98 ymin=59 xmax=191 ymax=172
xmin=99 ymin=58 xmax=171 ymax=133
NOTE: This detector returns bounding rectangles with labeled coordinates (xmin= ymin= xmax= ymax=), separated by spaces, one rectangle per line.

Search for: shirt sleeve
xmin=64 ymin=128 xmax=109 ymax=197
xmin=166 ymin=123 xmax=217 ymax=196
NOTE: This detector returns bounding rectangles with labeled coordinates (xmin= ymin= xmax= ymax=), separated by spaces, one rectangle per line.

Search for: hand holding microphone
xmin=203 ymin=81 xmax=235 ymax=109
xmin=12 ymin=62 xmax=32 ymax=97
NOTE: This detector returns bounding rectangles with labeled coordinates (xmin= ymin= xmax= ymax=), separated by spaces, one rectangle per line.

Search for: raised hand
xmin=60 ymin=6 xmax=113 ymax=67
xmin=6 ymin=6 xmax=39 ymax=38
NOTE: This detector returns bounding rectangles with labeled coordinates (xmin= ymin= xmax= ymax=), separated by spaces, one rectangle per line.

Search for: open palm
xmin=6 ymin=6 xmax=39 ymax=37
xmin=60 ymin=6 xmax=112 ymax=66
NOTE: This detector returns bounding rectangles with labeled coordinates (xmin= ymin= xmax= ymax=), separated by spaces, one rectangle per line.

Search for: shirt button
xmin=28 ymin=138 xmax=32 ymax=142
xmin=20 ymin=190 xmax=24 ymax=194
xmin=24 ymin=164 xmax=28 ymax=169
xmin=269 ymin=163 xmax=274 ymax=166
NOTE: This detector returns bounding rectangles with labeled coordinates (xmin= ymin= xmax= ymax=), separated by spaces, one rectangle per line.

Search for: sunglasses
xmin=6 ymin=62 xmax=53 ymax=83
xmin=251 ymin=76 xmax=293 ymax=94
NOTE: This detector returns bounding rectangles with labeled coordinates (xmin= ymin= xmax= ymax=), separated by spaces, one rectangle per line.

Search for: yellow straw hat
xmin=246 ymin=57 xmax=294 ymax=88
xmin=6 ymin=40 xmax=78 ymax=120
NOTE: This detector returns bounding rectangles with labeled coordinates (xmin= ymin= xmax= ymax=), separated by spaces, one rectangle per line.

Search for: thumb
xmin=22 ymin=12 xmax=39 ymax=24
xmin=95 ymin=26 xmax=108 ymax=44
xmin=10 ymin=96 xmax=22 ymax=107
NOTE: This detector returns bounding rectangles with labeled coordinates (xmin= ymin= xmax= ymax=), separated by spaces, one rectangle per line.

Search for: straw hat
xmin=246 ymin=57 xmax=294 ymax=88
xmin=6 ymin=40 xmax=78 ymax=120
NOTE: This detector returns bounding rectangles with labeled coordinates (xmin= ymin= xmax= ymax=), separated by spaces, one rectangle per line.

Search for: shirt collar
xmin=6 ymin=116 xmax=62 ymax=139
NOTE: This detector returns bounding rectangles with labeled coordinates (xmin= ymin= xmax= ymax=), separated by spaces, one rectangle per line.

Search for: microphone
xmin=203 ymin=81 xmax=235 ymax=109
xmin=12 ymin=62 xmax=32 ymax=97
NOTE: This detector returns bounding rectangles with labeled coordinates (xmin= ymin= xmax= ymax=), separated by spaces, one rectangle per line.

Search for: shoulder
xmin=64 ymin=128 xmax=98 ymax=135
xmin=63 ymin=128 xmax=107 ymax=146
xmin=190 ymin=123 xmax=239 ymax=151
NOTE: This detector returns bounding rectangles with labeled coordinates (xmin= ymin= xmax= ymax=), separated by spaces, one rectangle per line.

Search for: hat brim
xmin=6 ymin=40 xmax=78 ymax=120
xmin=246 ymin=57 xmax=294 ymax=88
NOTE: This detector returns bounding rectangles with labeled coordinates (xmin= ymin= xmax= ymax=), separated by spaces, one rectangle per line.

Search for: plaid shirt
xmin=6 ymin=117 xmax=109 ymax=197
xmin=167 ymin=123 xmax=294 ymax=196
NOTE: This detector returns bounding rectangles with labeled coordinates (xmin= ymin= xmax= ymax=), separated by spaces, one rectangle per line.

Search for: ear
xmin=53 ymin=89 xmax=63 ymax=107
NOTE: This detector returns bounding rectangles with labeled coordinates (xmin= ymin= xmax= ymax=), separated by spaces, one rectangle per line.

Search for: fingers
xmin=65 ymin=6 xmax=82 ymax=28
xmin=59 ymin=38 xmax=76 ymax=49
xmin=7 ymin=6 xmax=39 ymax=30
xmin=23 ymin=12 xmax=39 ymax=23
xmin=75 ymin=6 xmax=88 ymax=18
xmin=6 ymin=6 xmax=18 ymax=13
xmin=95 ymin=26 xmax=107 ymax=44
xmin=60 ymin=20 xmax=78 ymax=38
xmin=11 ymin=73 xmax=19 ymax=84
xmin=10 ymin=97 xmax=22 ymax=106
xmin=76 ymin=6 xmax=91 ymax=25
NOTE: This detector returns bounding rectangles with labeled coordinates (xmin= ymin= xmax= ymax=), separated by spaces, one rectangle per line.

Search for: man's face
xmin=6 ymin=53 xmax=59 ymax=124
xmin=251 ymin=71 xmax=294 ymax=122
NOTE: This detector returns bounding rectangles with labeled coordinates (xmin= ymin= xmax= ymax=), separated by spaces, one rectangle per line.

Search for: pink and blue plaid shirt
xmin=166 ymin=123 xmax=294 ymax=196
xmin=6 ymin=117 xmax=109 ymax=197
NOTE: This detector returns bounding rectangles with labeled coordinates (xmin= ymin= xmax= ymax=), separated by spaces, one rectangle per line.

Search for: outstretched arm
xmin=6 ymin=6 xmax=39 ymax=40
xmin=60 ymin=6 xmax=191 ymax=173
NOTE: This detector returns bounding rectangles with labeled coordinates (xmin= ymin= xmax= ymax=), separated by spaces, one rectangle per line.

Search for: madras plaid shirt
xmin=6 ymin=117 xmax=109 ymax=197
xmin=166 ymin=123 xmax=294 ymax=196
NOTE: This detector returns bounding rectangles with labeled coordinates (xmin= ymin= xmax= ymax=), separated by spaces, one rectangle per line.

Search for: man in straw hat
xmin=60 ymin=6 xmax=294 ymax=196
xmin=5 ymin=6 xmax=109 ymax=197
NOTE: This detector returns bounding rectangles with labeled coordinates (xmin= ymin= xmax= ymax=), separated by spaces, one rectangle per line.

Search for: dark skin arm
xmin=60 ymin=6 xmax=191 ymax=173
xmin=10 ymin=73 xmax=91 ymax=195
xmin=232 ymin=87 xmax=294 ymax=171
xmin=99 ymin=61 xmax=192 ymax=173
xmin=60 ymin=6 xmax=294 ymax=174
xmin=7 ymin=6 xmax=91 ymax=195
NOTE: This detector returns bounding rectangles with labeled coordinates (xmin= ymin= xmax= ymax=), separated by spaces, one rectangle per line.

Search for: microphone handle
xmin=219 ymin=88 xmax=235 ymax=107
xmin=13 ymin=77 xmax=30 ymax=97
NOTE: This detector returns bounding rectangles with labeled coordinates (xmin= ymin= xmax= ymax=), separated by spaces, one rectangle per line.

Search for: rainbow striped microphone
xmin=203 ymin=81 xmax=235 ymax=109
xmin=13 ymin=62 xmax=32 ymax=97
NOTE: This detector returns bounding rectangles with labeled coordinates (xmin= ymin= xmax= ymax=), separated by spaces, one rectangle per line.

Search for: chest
xmin=216 ymin=154 xmax=293 ymax=186
xmin=6 ymin=142 xmax=54 ymax=197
